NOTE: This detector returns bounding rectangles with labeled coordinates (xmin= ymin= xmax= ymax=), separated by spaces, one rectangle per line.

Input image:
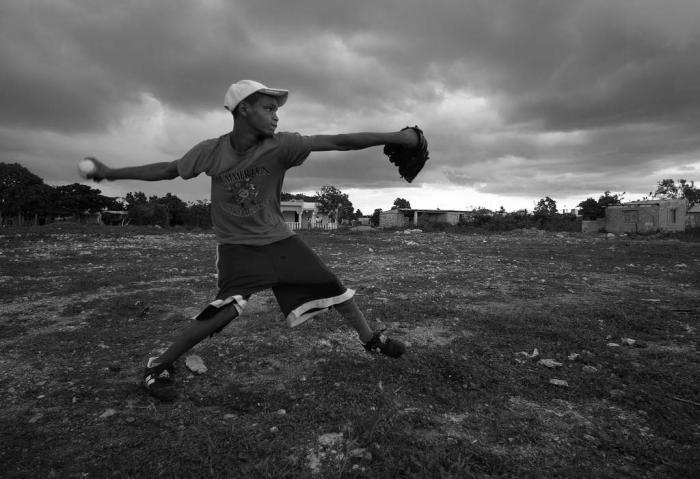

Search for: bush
xmin=537 ymin=215 xmax=582 ymax=232
xmin=670 ymin=226 xmax=700 ymax=242
xmin=455 ymin=212 xmax=581 ymax=233
xmin=416 ymin=219 xmax=452 ymax=232
xmin=458 ymin=213 xmax=531 ymax=232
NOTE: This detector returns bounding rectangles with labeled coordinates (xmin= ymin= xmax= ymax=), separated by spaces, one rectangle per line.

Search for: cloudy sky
xmin=2 ymin=0 xmax=699 ymax=214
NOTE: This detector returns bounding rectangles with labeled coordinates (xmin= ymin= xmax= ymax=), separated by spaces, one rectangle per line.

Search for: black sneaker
xmin=363 ymin=330 xmax=406 ymax=358
xmin=143 ymin=357 xmax=178 ymax=402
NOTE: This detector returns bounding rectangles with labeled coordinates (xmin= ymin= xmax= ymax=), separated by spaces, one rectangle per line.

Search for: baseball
xmin=78 ymin=158 xmax=97 ymax=179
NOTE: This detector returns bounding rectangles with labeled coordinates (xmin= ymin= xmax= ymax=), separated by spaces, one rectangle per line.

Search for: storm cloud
xmin=1 ymin=0 xmax=698 ymax=212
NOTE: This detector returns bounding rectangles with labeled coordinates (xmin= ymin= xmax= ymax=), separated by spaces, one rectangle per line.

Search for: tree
xmin=281 ymin=192 xmax=318 ymax=202
xmin=683 ymin=182 xmax=700 ymax=207
xmin=316 ymin=185 xmax=354 ymax=224
xmin=125 ymin=191 xmax=148 ymax=207
xmin=534 ymin=197 xmax=558 ymax=218
xmin=577 ymin=198 xmax=602 ymax=220
xmin=392 ymin=198 xmax=411 ymax=209
xmin=124 ymin=192 xmax=151 ymax=225
xmin=653 ymin=179 xmax=681 ymax=199
xmin=370 ymin=208 xmax=382 ymax=227
xmin=184 ymin=200 xmax=212 ymax=229
xmin=471 ymin=207 xmax=493 ymax=216
xmin=338 ymin=197 xmax=355 ymax=223
xmin=154 ymin=193 xmax=188 ymax=226
xmin=122 ymin=192 xmax=189 ymax=227
xmin=577 ymin=191 xmax=624 ymax=219
xmin=354 ymin=209 xmax=363 ymax=218
xmin=597 ymin=190 xmax=624 ymax=210
xmin=149 ymin=202 xmax=170 ymax=228
xmin=0 ymin=163 xmax=53 ymax=225
xmin=471 ymin=207 xmax=495 ymax=226
xmin=51 ymin=183 xmax=114 ymax=217
xmin=653 ymin=179 xmax=699 ymax=207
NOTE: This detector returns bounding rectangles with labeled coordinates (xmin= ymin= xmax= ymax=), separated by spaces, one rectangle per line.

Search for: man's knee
xmin=334 ymin=297 xmax=356 ymax=312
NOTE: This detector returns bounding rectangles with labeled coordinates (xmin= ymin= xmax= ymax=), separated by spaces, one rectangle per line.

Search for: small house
xmin=604 ymin=199 xmax=687 ymax=234
xmin=280 ymin=200 xmax=336 ymax=230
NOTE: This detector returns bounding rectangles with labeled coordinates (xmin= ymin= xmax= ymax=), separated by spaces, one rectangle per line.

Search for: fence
xmin=286 ymin=222 xmax=337 ymax=231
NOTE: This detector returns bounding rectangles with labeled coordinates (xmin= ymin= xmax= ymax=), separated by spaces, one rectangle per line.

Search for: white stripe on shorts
xmin=286 ymin=288 xmax=355 ymax=328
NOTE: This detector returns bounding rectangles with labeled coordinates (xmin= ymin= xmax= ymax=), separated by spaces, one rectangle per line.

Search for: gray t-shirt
xmin=177 ymin=132 xmax=313 ymax=245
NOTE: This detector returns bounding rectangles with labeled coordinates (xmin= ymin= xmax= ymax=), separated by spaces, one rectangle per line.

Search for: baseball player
xmin=84 ymin=79 xmax=425 ymax=401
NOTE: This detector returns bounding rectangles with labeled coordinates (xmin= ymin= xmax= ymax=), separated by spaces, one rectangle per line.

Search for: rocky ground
xmin=1 ymin=224 xmax=698 ymax=478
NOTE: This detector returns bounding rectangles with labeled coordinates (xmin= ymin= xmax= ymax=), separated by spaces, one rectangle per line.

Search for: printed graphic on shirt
xmin=216 ymin=166 xmax=272 ymax=217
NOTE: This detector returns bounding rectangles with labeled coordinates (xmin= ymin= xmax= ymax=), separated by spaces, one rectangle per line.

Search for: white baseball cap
xmin=224 ymin=79 xmax=288 ymax=112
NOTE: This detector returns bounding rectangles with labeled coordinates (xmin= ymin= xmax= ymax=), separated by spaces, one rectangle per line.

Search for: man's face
xmin=245 ymin=95 xmax=280 ymax=137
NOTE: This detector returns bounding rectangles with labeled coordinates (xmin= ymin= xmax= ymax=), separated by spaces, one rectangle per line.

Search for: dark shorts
xmin=196 ymin=235 xmax=354 ymax=327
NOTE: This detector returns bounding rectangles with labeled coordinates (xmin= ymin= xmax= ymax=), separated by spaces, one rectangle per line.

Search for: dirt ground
xmin=1 ymin=224 xmax=699 ymax=478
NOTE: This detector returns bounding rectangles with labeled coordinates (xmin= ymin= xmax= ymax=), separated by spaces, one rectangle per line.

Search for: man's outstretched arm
xmin=307 ymin=130 xmax=418 ymax=152
xmin=84 ymin=157 xmax=179 ymax=182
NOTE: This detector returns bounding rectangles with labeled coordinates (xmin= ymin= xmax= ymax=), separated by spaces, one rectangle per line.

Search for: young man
xmin=85 ymin=79 xmax=418 ymax=401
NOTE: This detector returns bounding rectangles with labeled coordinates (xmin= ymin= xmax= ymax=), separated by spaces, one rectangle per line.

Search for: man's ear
xmin=237 ymin=101 xmax=250 ymax=117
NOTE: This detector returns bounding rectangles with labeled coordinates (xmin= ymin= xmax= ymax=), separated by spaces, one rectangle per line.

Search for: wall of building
xmin=605 ymin=205 xmax=658 ymax=233
xmin=688 ymin=205 xmax=700 ymax=228
xmin=658 ymin=201 xmax=687 ymax=231
xmin=605 ymin=200 xmax=687 ymax=233
xmin=379 ymin=210 xmax=408 ymax=228
xmin=282 ymin=210 xmax=298 ymax=222
xmin=581 ymin=218 xmax=605 ymax=234
xmin=441 ymin=212 xmax=462 ymax=225
xmin=417 ymin=212 xmax=459 ymax=225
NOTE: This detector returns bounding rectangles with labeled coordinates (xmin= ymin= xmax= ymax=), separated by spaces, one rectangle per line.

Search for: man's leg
xmin=150 ymin=307 xmax=239 ymax=368
xmin=144 ymin=306 xmax=239 ymax=401
xmin=335 ymin=297 xmax=406 ymax=358
xmin=270 ymin=236 xmax=405 ymax=357
xmin=334 ymin=297 xmax=373 ymax=343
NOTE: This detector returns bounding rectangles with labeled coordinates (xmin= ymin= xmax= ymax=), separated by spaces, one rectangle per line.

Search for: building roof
xmin=623 ymin=198 xmax=688 ymax=205
xmin=280 ymin=200 xmax=317 ymax=211
xmin=387 ymin=208 xmax=471 ymax=214
xmin=607 ymin=198 xmax=689 ymax=209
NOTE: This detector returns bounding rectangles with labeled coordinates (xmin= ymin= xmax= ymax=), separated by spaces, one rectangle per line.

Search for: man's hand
xmin=398 ymin=127 xmax=420 ymax=148
xmin=82 ymin=157 xmax=110 ymax=182
xmin=383 ymin=126 xmax=429 ymax=183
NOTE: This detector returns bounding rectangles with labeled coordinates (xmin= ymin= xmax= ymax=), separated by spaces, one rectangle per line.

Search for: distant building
xmin=379 ymin=208 xmax=471 ymax=228
xmin=279 ymin=200 xmax=336 ymax=230
xmin=604 ymin=199 xmax=687 ymax=234
xmin=101 ymin=211 xmax=129 ymax=226
xmin=687 ymin=204 xmax=700 ymax=228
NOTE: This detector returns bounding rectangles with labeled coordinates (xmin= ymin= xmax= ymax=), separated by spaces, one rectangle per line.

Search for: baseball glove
xmin=384 ymin=126 xmax=429 ymax=183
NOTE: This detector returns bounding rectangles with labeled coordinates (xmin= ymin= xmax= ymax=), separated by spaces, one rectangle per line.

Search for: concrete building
xmin=604 ymin=199 xmax=687 ymax=234
xmin=379 ymin=208 xmax=470 ymax=228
